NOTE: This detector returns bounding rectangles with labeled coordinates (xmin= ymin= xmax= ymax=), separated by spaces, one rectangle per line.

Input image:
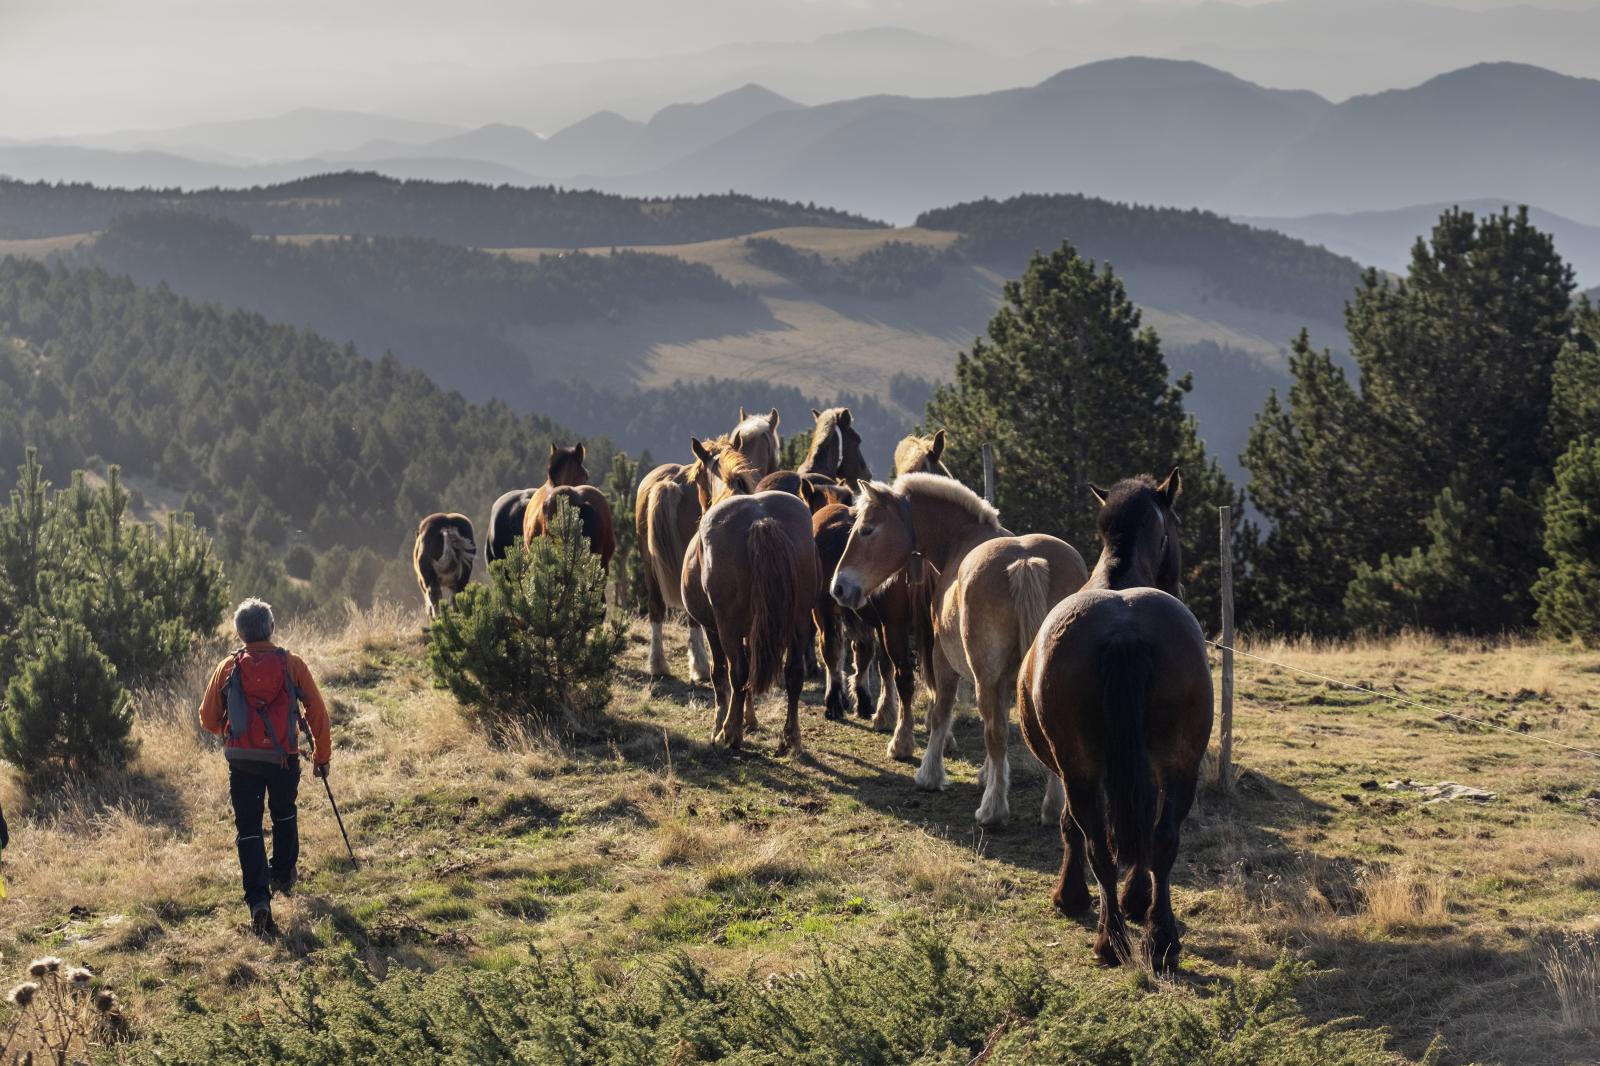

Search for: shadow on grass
xmin=21 ymin=765 xmax=195 ymax=835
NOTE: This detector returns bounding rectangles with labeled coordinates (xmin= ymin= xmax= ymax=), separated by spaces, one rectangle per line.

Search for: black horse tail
xmin=1101 ymin=635 xmax=1156 ymax=869
xmin=744 ymin=517 xmax=799 ymax=695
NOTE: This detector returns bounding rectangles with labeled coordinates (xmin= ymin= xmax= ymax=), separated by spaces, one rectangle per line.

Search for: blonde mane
xmin=891 ymin=472 xmax=1001 ymax=528
xmin=734 ymin=412 xmax=775 ymax=443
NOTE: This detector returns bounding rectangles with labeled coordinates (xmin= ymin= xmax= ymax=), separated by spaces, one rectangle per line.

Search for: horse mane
xmin=1096 ymin=476 xmax=1162 ymax=545
xmin=734 ymin=412 xmax=775 ymax=444
xmin=889 ymin=472 xmax=1001 ymax=528
xmin=801 ymin=409 xmax=843 ymax=471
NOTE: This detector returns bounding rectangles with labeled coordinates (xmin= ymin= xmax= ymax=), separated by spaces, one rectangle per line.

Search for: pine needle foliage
xmin=427 ymin=499 xmax=625 ymax=734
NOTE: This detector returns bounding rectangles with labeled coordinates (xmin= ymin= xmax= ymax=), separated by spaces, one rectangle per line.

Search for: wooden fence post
xmin=1219 ymin=505 xmax=1235 ymax=790
xmin=981 ymin=443 xmax=996 ymax=505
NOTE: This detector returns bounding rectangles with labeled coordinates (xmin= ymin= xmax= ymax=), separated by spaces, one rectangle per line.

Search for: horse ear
xmin=1158 ymin=466 xmax=1182 ymax=507
xmin=930 ymin=429 xmax=945 ymax=461
xmin=1089 ymin=483 xmax=1110 ymax=506
xmin=573 ymin=443 xmax=585 ymax=464
xmin=768 ymin=408 xmax=780 ymax=431
xmin=690 ymin=437 xmax=713 ymax=465
xmin=811 ymin=408 xmax=822 ymax=420
xmin=549 ymin=443 xmax=558 ymax=457
xmin=739 ymin=406 xmax=747 ymax=421
xmin=838 ymin=408 xmax=852 ymax=427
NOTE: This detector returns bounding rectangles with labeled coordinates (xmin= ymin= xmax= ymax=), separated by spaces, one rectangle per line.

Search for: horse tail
xmin=744 ymin=517 xmax=799 ymax=695
xmin=1006 ymin=556 xmax=1053 ymax=654
xmin=1100 ymin=635 xmax=1156 ymax=869
xmin=647 ymin=480 xmax=687 ymax=601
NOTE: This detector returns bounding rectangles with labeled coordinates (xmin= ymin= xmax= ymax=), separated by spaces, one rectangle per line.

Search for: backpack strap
xmin=278 ymin=649 xmax=314 ymax=760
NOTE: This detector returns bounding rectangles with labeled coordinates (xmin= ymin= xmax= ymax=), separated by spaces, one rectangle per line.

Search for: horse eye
xmin=861 ymin=526 xmax=875 ymax=537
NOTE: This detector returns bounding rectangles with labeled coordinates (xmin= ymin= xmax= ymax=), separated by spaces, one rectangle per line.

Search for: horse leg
xmin=913 ymin=651 xmax=961 ymax=790
xmin=1148 ymin=768 xmax=1198 ymax=973
xmin=687 ymin=622 xmax=712 ymax=683
xmin=973 ymin=669 xmax=1016 ymax=827
xmin=723 ymin=642 xmax=749 ymax=750
xmin=850 ymin=620 xmax=877 ymax=719
xmin=776 ymin=631 xmax=807 ymax=757
xmin=818 ymin=603 xmax=847 ymax=721
xmin=1016 ymin=686 xmax=1066 ymax=826
xmin=646 ymin=579 xmax=671 ymax=677
xmin=1120 ymin=865 xmax=1154 ymax=924
xmin=1066 ymin=778 xmax=1130 ymax=966
xmin=871 ymin=626 xmax=900 ymax=730
xmin=707 ymin=628 xmax=731 ymax=744
xmin=1051 ymin=808 xmax=1092 ymax=916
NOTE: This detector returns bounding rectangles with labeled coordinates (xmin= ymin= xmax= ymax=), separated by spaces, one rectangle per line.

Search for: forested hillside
xmin=0 ymin=172 xmax=882 ymax=245
xmin=0 ymin=257 xmax=597 ymax=605
xmin=73 ymin=211 xmax=754 ymax=387
xmin=920 ymin=193 xmax=1365 ymax=323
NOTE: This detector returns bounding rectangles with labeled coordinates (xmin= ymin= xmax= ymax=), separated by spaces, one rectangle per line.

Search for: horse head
xmin=691 ymin=436 xmax=760 ymax=509
xmin=805 ymin=407 xmax=871 ymax=485
xmin=1088 ymin=466 xmax=1183 ymax=596
xmin=546 ymin=442 xmax=590 ymax=487
xmin=830 ymin=481 xmax=916 ymax=610
xmin=893 ymin=429 xmax=950 ymax=479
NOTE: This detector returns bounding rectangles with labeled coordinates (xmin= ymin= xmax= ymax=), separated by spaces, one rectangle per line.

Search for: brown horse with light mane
xmin=522 ymin=442 xmax=615 ymax=570
xmin=635 ymin=416 xmax=778 ymax=680
xmin=799 ymin=407 xmax=872 ymax=484
xmin=1018 ymin=469 xmax=1211 ymax=972
xmin=681 ymin=443 xmax=817 ymax=754
xmin=413 ymin=512 xmax=476 ymax=619
xmin=831 ymin=473 xmax=1087 ymax=825
xmin=894 ymin=429 xmax=951 ymax=478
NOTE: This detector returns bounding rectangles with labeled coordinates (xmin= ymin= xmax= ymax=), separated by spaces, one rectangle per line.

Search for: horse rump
xmin=1100 ymin=634 xmax=1156 ymax=869
xmin=744 ymin=516 xmax=800 ymax=695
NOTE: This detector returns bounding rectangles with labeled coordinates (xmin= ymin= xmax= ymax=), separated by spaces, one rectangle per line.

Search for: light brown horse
xmin=523 ymin=442 xmax=615 ymax=570
xmin=798 ymin=407 xmax=872 ymax=485
xmin=831 ymin=473 xmax=1087 ymax=825
xmin=414 ymin=512 xmax=476 ymax=619
xmin=893 ymin=429 xmax=951 ymax=478
xmin=1018 ymin=469 xmax=1211 ymax=972
xmin=682 ymin=489 xmax=819 ymax=754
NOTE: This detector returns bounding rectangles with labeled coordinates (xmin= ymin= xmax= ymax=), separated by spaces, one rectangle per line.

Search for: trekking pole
xmin=321 ymin=774 xmax=359 ymax=871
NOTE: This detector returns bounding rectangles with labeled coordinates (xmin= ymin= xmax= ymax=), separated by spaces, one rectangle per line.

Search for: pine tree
xmin=0 ymin=616 xmax=135 ymax=777
xmin=1532 ymin=435 xmax=1600 ymax=640
xmin=605 ymin=451 xmax=648 ymax=615
xmin=923 ymin=241 xmax=1244 ymax=626
xmin=428 ymin=500 xmax=625 ymax=734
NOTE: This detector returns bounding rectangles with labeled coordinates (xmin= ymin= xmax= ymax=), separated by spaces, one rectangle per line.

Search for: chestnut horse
xmin=813 ymin=502 xmax=917 ymax=728
xmin=1018 ymin=469 xmax=1211 ymax=972
xmin=414 ymin=512 xmax=476 ymax=619
xmin=523 ymin=442 xmax=614 ymax=570
xmin=798 ymin=407 xmax=871 ymax=484
xmin=682 ymin=488 xmax=819 ymax=754
xmin=729 ymin=408 xmax=782 ymax=481
xmin=832 ymin=474 xmax=1087 ymax=825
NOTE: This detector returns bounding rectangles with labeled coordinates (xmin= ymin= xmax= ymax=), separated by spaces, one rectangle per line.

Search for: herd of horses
xmin=411 ymin=408 xmax=1212 ymax=972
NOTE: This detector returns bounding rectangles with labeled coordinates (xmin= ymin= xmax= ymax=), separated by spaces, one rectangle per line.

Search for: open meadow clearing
xmin=1 ymin=610 xmax=1596 ymax=1063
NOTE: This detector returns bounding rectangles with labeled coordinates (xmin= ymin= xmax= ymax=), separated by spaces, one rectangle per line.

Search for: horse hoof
xmin=974 ymin=806 xmax=1010 ymax=829
xmin=871 ymin=713 xmax=894 ymax=733
xmin=887 ymin=741 xmax=916 ymax=762
xmin=913 ymin=770 xmax=948 ymax=791
xmin=1093 ymin=936 xmax=1126 ymax=968
xmin=1052 ymin=886 xmax=1092 ymax=916
xmin=854 ymin=698 xmax=874 ymax=719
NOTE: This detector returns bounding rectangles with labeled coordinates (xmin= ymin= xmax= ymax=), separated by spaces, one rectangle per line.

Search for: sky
xmin=4 ymin=0 xmax=1599 ymax=137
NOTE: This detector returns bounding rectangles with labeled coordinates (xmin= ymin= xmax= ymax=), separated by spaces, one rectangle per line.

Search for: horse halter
xmin=897 ymin=492 xmax=928 ymax=588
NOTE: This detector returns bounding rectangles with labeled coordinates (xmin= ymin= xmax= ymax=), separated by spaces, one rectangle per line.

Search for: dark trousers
xmin=228 ymin=761 xmax=300 ymax=908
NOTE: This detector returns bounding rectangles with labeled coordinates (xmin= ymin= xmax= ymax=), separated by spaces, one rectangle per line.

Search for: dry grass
xmin=3 ymin=614 xmax=1599 ymax=1063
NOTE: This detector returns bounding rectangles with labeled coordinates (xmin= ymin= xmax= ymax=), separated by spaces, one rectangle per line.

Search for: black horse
xmin=486 ymin=487 xmax=535 ymax=563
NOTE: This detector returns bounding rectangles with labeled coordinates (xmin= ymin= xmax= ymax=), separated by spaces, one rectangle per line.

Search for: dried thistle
xmin=7 ymin=982 xmax=38 ymax=1007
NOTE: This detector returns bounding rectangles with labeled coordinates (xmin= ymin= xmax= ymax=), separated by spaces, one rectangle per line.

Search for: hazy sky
xmin=4 ymin=0 xmax=1600 ymax=137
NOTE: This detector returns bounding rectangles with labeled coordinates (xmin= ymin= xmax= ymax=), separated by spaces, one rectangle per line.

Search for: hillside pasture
xmin=0 ymin=611 xmax=1596 ymax=1063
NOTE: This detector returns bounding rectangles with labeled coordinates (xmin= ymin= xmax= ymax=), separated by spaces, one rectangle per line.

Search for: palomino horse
xmin=893 ymin=429 xmax=951 ymax=478
xmin=1018 ymin=469 xmax=1210 ymax=972
xmin=682 ymin=487 xmax=819 ymax=754
xmin=798 ymin=407 xmax=872 ymax=484
xmin=832 ymin=474 xmax=1088 ymax=825
xmin=522 ymin=443 xmax=614 ymax=570
xmin=527 ymin=486 xmax=615 ymax=570
xmin=413 ymin=512 xmax=476 ymax=619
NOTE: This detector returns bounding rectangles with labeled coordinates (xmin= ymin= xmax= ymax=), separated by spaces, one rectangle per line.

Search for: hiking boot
xmin=250 ymin=903 xmax=278 ymax=938
xmin=270 ymin=874 xmax=295 ymax=898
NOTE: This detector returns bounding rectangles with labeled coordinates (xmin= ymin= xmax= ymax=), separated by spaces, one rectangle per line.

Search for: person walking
xmin=198 ymin=599 xmax=332 ymax=936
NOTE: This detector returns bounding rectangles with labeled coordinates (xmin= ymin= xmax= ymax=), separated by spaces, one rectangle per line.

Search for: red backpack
xmin=223 ymin=648 xmax=308 ymax=767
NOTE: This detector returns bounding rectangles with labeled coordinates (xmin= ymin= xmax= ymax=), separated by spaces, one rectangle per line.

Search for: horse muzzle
xmin=830 ymin=572 xmax=866 ymax=610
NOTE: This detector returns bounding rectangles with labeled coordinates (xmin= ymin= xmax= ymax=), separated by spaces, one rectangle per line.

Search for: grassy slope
xmin=2 ymin=611 xmax=1597 ymax=1062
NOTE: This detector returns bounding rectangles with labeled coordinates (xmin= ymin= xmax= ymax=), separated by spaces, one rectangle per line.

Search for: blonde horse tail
xmin=1007 ymin=556 xmax=1053 ymax=654
xmin=744 ymin=517 xmax=798 ymax=695
xmin=647 ymin=480 xmax=687 ymax=604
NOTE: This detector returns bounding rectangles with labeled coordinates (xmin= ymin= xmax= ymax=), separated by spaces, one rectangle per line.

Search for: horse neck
xmin=1086 ymin=547 xmax=1154 ymax=592
xmin=906 ymin=493 xmax=1001 ymax=576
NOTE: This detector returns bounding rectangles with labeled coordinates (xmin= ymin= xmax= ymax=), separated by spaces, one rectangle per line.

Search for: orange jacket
xmin=199 ymin=642 xmax=332 ymax=766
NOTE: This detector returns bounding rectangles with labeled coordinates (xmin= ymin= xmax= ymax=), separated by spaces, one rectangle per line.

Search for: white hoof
xmin=914 ymin=766 xmax=949 ymax=791
xmin=975 ymin=798 xmax=1011 ymax=828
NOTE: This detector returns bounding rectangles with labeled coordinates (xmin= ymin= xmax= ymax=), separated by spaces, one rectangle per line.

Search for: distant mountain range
xmin=5 ymin=58 xmax=1598 ymax=229
xmin=1239 ymin=201 xmax=1600 ymax=287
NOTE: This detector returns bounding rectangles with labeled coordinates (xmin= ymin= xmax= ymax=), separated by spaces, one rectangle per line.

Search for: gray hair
xmin=233 ymin=598 xmax=275 ymax=644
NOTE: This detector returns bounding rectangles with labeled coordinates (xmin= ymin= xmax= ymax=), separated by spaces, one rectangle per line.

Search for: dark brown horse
xmin=756 ymin=470 xmax=853 ymax=513
xmin=1018 ymin=468 xmax=1211 ymax=972
xmin=413 ymin=512 xmax=476 ymax=618
xmin=523 ymin=443 xmax=615 ymax=570
xmin=486 ymin=488 xmax=535 ymax=563
xmin=682 ymin=489 xmax=819 ymax=754
xmin=813 ymin=503 xmax=917 ymax=728
xmin=527 ymin=485 xmax=616 ymax=570
xmin=799 ymin=407 xmax=871 ymax=485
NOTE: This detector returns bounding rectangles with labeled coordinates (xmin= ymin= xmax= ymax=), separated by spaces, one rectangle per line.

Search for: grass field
xmin=2 ymin=609 xmax=1597 ymax=1063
